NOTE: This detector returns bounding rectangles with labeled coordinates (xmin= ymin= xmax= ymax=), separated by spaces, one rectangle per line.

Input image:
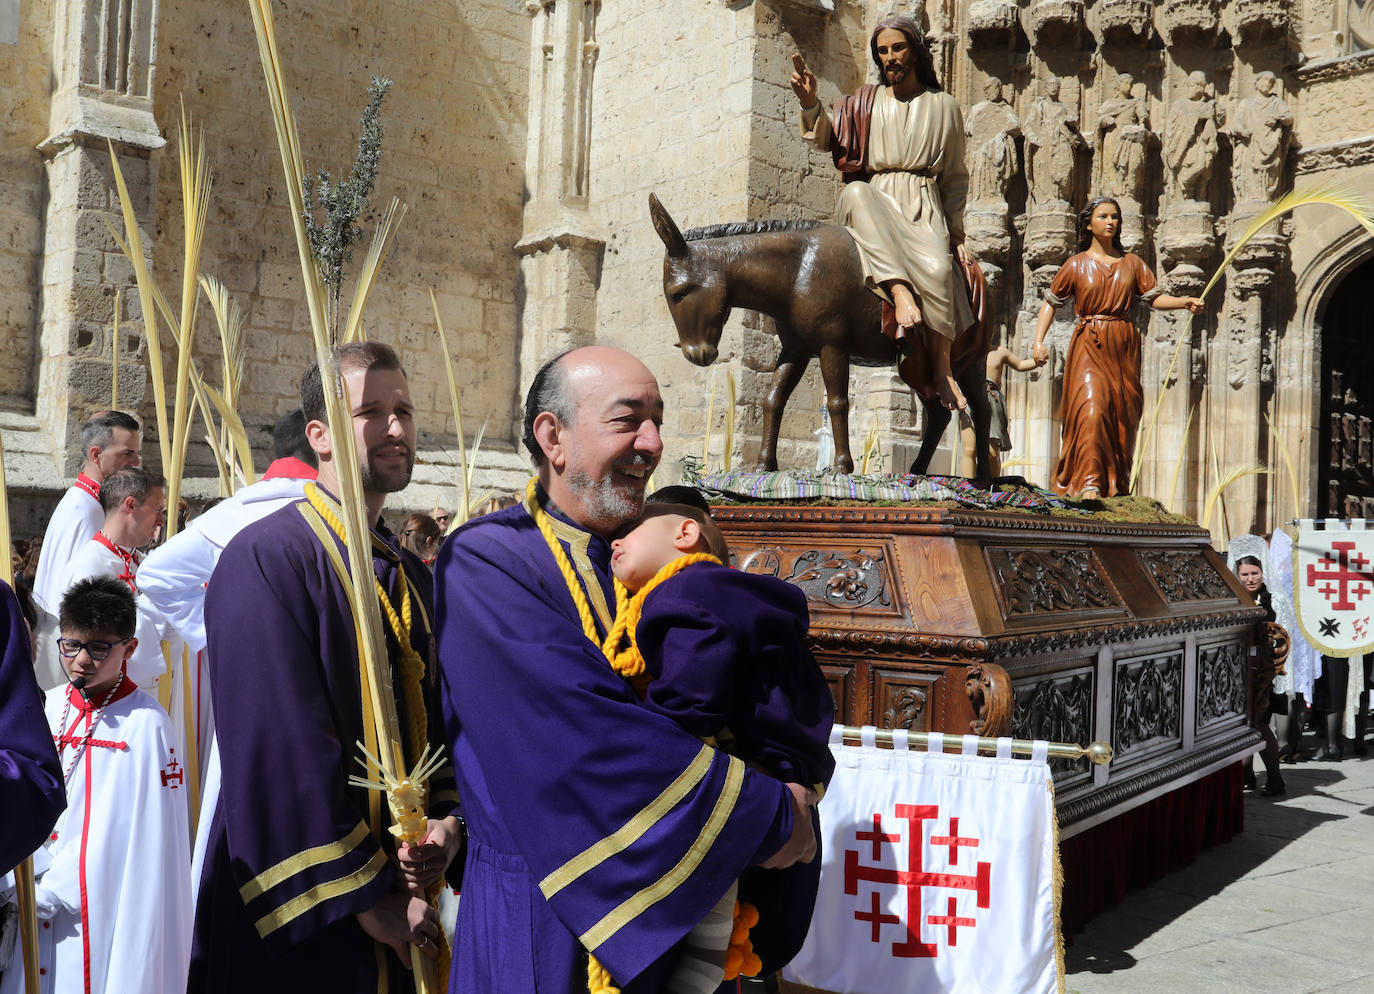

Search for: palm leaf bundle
xmin=246 ymin=4 xmax=434 ymax=987
xmin=1131 ymin=185 xmax=1374 ymax=494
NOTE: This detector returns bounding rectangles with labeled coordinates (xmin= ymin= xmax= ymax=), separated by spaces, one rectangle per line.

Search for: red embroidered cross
xmin=855 ymin=813 xmax=901 ymax=860
xmin=853 ymin=890 xmax=901 ymax=942
xmin=1307 ymin=541 xmax=1374 ymax=612
xmin=930 ymin=817 xmax=979 ymax=864
xmin=161 ymin=750 xmax=184 ymax=789
xmin=926 ymin=896 xmax=976 ymax=947
xmin=843 ymin=803 xmax=991 ymax=958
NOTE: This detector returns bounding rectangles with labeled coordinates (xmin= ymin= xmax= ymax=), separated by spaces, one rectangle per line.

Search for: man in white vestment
xmin=56 ymin=467 xmax=166 ymax=687
xmin=0 ymin=576 xmax=191 ymax=994
xmin=30 ymin=412 xmax=141 ymax=689
xmin=133 ymin=408 xmax=318 ymax=888
xmin=791 ymin=15 xmax=974 ymax=412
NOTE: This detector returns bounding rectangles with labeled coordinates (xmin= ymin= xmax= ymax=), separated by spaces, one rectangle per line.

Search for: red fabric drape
xmin=1058 ymin=763 xmax=1245 ymax=935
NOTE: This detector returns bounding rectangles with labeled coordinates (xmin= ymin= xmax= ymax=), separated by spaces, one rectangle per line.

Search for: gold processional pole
xmin=1 ymin=427 xmax=41 ymax=994
xmin=834 ymin=725 xmax=1114 ymax=766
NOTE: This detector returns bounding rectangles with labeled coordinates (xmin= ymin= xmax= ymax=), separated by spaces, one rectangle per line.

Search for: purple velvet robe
xmin=634 ymin=560 xmax=835 ymax=973
xmin=435 ymin=494 xmax=794 ymax=993
xmin=189 ymin=496 xmax=458 ymax=994
xmin=0 ymin=579 xmax=64 ymax=874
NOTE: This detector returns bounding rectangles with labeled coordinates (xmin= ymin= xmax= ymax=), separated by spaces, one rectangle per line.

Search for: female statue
xmin=1032 ymin=197 xmax=1204 ymax=498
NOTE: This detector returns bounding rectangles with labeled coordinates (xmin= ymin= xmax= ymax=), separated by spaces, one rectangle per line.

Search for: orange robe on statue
xmin=1045 ymin=252 xmax=1162 ymax=498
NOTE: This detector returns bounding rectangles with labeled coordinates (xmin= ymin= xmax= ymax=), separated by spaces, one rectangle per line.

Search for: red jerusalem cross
xmin=843 ymin=804 xmax=991 ymax=958
xmin=1307 ymin=541 xmax=1374 ymax=612
xmin=930 ymin=817 xmax=978 ymax=864
xmin=161 ymin=750 xmax=184 ymax=789
xmin=927 ymin=896 xmax=976 ymax=946
xmin=855 ymin=813 xmax=901 ymax=860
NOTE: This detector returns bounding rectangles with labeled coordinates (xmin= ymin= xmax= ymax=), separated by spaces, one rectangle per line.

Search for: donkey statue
xmin=649 ymin=193 xmax=992 ymax=482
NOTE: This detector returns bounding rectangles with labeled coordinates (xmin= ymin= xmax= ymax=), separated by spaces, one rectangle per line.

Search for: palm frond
xmin=1133 ymin=185 xmax=1374 ymax=494
xmin=1265 ymin=412 xmax=1303 ymax=522
xmin=429 ymin=288 xmax=474 ymax=531
xmin=105 ymin=145 xmax=172 ymax=472
xmin=1166 ymin=404 xmax=1197 ymax=514
xmin=248 ymin=0 xmax=401 ymax=788
xmin=722 ymin=369 xmax=737 ymax=472
xmin=341 ymin=198 xmax=407 ymax=343
xmin=702 ymin=370 xmax=718 ymax=470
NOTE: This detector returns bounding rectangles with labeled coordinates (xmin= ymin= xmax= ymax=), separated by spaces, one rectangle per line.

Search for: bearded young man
xmin=790 ymin=14 xmax=975 ymax=412
xmin=435 ymin=345 xmax=818 ymax=993
xmin=189 ymin=343 xmax=462 ymax=994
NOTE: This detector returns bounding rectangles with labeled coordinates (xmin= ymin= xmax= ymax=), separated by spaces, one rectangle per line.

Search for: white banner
xmin=782 ymin=728 xmax=1062 ymax=994
xmin=1292 ymin=519 xmax=1374 ymax=657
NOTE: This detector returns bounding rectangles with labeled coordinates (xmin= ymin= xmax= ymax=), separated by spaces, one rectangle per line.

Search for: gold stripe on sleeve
xmin=253 ymin=848 xmax=389 ymax=938
xmin=240 ymin=821 xmax=372 ymax=903
xmin=580 ymin=755 xmax=746 ymax=951
xmin=539 ymin=744 xmax=714 ymax=900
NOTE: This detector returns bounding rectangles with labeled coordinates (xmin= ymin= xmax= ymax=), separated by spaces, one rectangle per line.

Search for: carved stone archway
xmin=1316 ymin=255 xmax=1374 ymax=517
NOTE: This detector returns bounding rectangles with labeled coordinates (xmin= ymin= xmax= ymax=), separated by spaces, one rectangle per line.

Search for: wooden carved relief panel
xmin=985 ymin=546 xmax=1126 ymax=624
xmin=1113 ymin=649 xmax=1184 ymax=759
xmin=1197 ymin=640 xmax=1249 ymax=732
xmin=1010 ymin=668 xmax=1095 ymax=785
xmin=873 ymin=669 xmax=943 ymax=733
xmin=736 ymin=541 xmax=906 ymax=622
xmin=1137 ymin=549 xmax=1233 ymax=604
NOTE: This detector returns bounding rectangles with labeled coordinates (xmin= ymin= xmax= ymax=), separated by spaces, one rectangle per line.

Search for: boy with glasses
xmin=0 ymin=576 xmax=191 ymax=994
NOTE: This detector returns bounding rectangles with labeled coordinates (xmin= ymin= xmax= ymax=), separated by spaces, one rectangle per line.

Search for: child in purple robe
xmin=607 ymin=503 xmax=835 ymax=993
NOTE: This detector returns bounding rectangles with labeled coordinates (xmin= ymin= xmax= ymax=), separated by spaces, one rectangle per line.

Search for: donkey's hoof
xmin=834 ymin=456 xmax=855 ymax=475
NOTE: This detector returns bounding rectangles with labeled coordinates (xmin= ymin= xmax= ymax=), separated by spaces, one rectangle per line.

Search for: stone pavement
xmin=1066 ymin=751 xmax=1374 ymax=994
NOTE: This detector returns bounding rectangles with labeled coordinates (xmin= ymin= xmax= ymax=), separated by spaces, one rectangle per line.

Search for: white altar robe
xmin=30 ymin=482 xmax=104 ymax=691
xmin=133 ymin=474 xmax=309 ymax=892
xmin=0 ymin=684 xmax=192 ymax=994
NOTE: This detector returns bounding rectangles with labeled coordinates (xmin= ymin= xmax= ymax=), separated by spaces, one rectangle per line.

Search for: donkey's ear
xmin=649 ymin=193 xmax=688 ymax=258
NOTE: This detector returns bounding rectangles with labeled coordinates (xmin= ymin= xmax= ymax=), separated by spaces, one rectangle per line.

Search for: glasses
xmin=56 ymin=637 xmax=131 ymax=661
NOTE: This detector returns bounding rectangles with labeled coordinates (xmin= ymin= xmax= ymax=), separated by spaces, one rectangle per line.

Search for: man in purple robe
xmin=435 ymin=346 xmax=819 ymax=992
xmin=190 ymin=343 xmax=462 ymax=993
xmin=0 ymin=578 xmax=64 ymax=873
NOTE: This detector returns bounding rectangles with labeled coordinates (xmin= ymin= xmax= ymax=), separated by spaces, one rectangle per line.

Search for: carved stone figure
xmin=1096 ymin=73 xmax=1151 ymax=204
xmin=1024 ymin=77 xmax=1087 ymax=208
xmin=1228 ymin=72 xmax=1294 ymax=204
xmin=966 ymin=76 xmax=1021 ymax=206
xmin=1164 ymin=71 xmax=1221 ymax=203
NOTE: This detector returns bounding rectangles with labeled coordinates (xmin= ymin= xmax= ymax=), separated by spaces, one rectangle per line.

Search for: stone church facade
xmin=2 ymin=0 xmax=1372 ymax=539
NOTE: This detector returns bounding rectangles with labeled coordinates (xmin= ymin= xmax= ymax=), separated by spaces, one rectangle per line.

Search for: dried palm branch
xmin=188 ymin=362 xmax=232 ymax=497
xmin=104 ymin=147 xmax=172 ymax=474
xmin=1203 ymin=461 xmax=1267 ymax=543
xmin=247 ymin=15 xmax=435 ymax=987
xmin=164 ymin=100 xmax=214 ymax=538
xmin=1265 ymin=412 xmax=1303 ymax=521
xmin=859 ymin=421 xmax=881 ymax=476
xmin=1132 ymin=185 xmax=1374 ymax=493
xmin=111 ymin=289 xmax=121 ymax=409
xmin=722 ymin=368 xmax=737 ymax=473
xmin=702 ymin=370 xmax=718 ymax=470
xmin=1166 ymin=404 xmax=1197 ymax=514
xmin=198 ymin=275 xmax=256 ymax=486
xmin=342 ymin=198 xmax=407 ymax=344
xmin=429 ymin=288 xmax=477 ymax=531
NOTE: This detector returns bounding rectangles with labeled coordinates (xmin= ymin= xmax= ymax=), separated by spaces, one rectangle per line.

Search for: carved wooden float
xmin=714 ymin=503 xmax=1264 ymax=836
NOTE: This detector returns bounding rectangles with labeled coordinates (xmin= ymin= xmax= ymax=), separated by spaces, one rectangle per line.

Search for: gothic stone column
xmin=36 ymin=0 xmax=163 ymax=474
xmin=516 ymin=0 xmax=606 ymax=404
